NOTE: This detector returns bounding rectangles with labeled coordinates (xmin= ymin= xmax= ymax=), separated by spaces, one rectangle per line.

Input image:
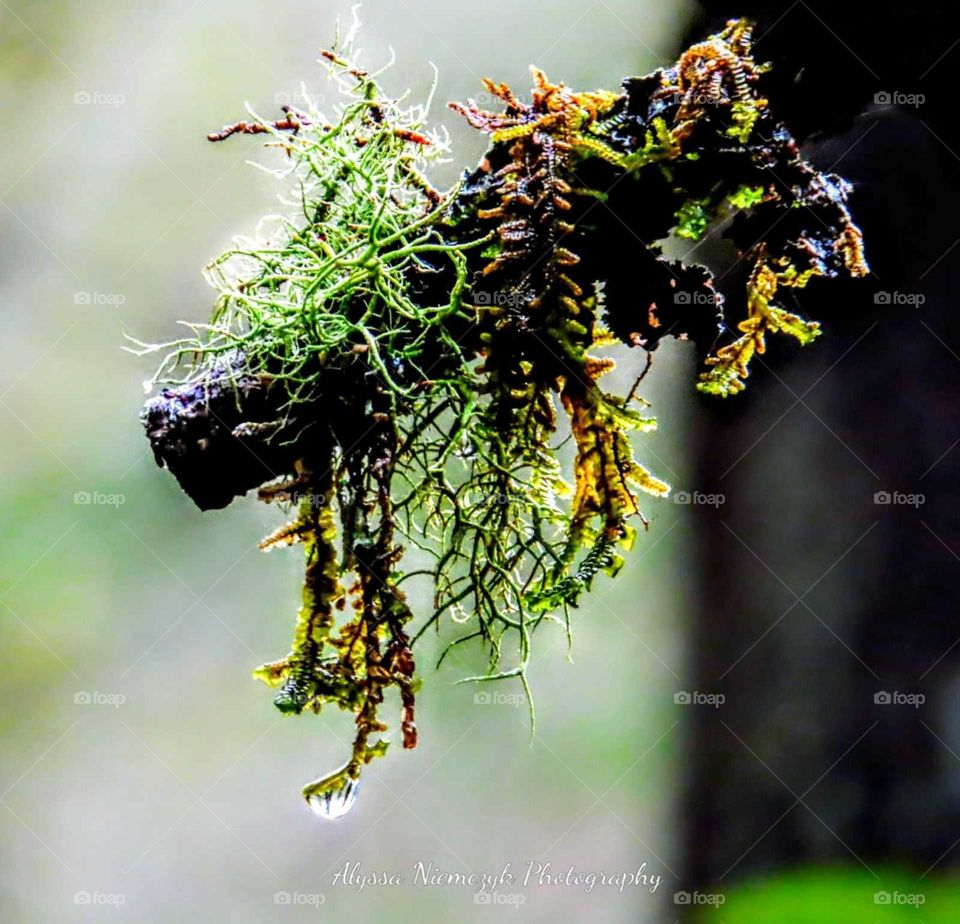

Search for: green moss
xmin=728 ymin=184 xmax=765 ymax=210
xmin=675 ymin=197 xmax=714 ymax=240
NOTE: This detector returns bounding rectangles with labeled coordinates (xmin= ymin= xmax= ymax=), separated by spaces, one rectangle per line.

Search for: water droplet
xmin=302 ymin=764 xmax=360 ymax=819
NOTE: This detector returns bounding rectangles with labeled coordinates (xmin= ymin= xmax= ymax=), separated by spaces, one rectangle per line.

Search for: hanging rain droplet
xmin=302 ymin=763 xmax=360 ymax=819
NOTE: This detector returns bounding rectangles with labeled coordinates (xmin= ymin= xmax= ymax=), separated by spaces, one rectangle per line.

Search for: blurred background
xmin=0 ymin=1 xmax=695 ymax=922
xmin=2 ymin=0 xmax=959 ymax=922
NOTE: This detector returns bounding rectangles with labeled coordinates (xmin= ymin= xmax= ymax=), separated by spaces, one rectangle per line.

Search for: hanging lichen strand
xmin=137 ymin=17 xmax=868 ymax=814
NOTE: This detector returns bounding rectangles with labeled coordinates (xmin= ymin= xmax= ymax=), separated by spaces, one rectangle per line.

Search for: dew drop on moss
xmin=302 ymin=766 xmax=360 ymax=819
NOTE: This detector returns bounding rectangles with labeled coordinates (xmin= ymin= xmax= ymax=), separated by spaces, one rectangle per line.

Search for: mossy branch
xmin=138 ymin=16 xmax=869 ymax=810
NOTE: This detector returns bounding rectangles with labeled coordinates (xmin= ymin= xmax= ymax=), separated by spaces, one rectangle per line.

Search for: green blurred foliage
xmin=694 ymin=868 xmax=960 ymax=923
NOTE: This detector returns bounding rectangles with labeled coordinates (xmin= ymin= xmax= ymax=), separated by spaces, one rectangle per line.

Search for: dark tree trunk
xmin=681 ymin=0 xmax=960 ymax=888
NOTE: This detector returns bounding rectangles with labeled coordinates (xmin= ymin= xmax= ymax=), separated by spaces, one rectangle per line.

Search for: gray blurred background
xmin=0 ymin=2 xmax=701 ymax=921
